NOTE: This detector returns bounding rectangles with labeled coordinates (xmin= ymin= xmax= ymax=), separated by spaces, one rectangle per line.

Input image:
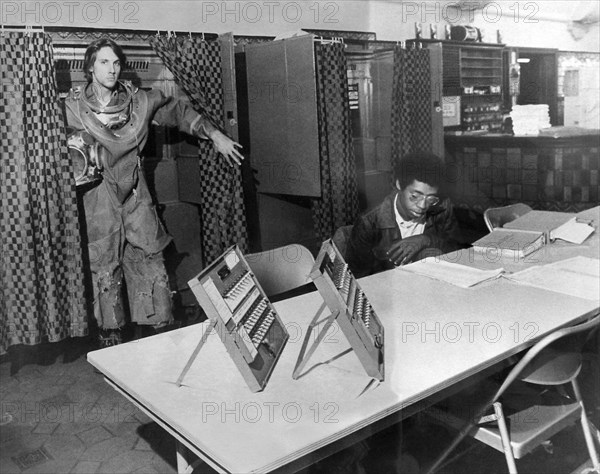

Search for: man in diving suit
xmin=63 ymin=38 xmax=244 ymax=347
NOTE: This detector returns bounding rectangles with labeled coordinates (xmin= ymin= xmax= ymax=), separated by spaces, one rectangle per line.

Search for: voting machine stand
xmin=179 ymin=246 xmax=289 ymax=392
xmin=293 ymin=240 xmax=385 ymax=381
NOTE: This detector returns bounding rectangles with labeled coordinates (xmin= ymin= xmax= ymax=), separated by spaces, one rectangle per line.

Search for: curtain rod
xmin=314 ymin=36 xmax=344 ymax=45
xmin=1 ymin=25 xmax=45 ymax=35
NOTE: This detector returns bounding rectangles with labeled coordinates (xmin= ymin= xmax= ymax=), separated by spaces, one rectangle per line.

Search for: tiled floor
xmin=1 ymin=333 xmax=598 ymax=474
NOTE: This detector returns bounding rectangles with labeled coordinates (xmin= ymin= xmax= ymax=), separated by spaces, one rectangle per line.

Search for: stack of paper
xmin=505 ymin=256 xmax=600 ymax=301
xmin=401 ymin=259 xmax=505 ymax=288
xmin=550 ymin=218 xmax=595 ymax=244
xmin=504 ymin=210 xmax=596 ymax=245
xmin=510 ymin=104 xmax=551 ymax=136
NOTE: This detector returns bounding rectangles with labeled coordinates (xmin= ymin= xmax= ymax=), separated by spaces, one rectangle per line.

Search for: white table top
xmin=88 ymin=267 xmax=599 ymax=473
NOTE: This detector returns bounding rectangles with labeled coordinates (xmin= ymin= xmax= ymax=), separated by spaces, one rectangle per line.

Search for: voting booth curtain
xmin=391 ymin=45 xmax=433 ymax=164
xmin=150 ymin=34 xmax=249 ymax=263
xmin=0 ymin=32 xmax=88 ymax=354
xmin=311 ymin=41 xmax=359 ymax=244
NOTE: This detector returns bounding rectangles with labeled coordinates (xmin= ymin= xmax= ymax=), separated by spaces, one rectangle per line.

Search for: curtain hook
xmin=189 ymin=31 xmax=193 ymax=41
xmin=201 ymin=32 xmax=205 ymax=42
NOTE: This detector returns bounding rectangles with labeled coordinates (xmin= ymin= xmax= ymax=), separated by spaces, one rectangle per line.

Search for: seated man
xmin=347 ymin=151 xmax=462 ymax=277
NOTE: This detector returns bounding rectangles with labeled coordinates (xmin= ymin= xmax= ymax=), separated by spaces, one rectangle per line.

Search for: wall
xmin=2 ymin=1 xmax=598 ymax=52
xmin=1 ymin=1 xmax=368 ymax=36
xmin=558 ymin=51 xmax=600 ymax=129
xmin=370 ymin=1 xmax=599 ymax=51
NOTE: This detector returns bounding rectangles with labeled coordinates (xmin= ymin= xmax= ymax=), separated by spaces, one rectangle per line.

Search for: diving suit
xmin=64 ymin=81 xmax=218 ymax=345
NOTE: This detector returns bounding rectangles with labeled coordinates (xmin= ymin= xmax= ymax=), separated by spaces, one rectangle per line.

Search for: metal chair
xmin=426 ymin=315 xmax=600 ymax=474
xmin=483 ymin=203 xmax=533 ymax=232
xmin=244 ymin=244 xmax=315 ymax=298
xmin=332 ymin=225 xmax=354 ymax=260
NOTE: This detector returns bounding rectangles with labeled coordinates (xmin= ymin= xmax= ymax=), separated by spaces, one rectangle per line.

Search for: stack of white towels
xmin=510 ymin=104 xmax=551 ymax=136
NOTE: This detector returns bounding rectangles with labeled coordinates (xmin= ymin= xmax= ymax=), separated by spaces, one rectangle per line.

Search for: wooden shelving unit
xmin=411 ymin=39 xmax=506 ymax=133
xmin=448 ymin=42 xmax=504 ymax=132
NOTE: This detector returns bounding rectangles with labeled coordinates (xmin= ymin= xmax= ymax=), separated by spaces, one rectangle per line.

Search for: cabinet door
xmin=219 ymin=32 xmax=240 ymax=142
xmin=246 ymin=35 xmax=320 ymax=197
xmin=428 ymin=43 xmax=444 ymax=158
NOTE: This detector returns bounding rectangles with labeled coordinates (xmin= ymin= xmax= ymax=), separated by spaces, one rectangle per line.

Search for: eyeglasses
xmin=408 ymin=192 xmax=440 ymax=206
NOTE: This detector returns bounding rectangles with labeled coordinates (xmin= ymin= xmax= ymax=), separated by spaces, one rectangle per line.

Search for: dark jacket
xmin=346 ymin=192 xmax=462 ymax=277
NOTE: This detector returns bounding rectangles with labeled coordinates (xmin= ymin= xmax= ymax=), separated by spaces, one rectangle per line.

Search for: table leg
xmin=176 ymin=441 xmax=196 ymax=474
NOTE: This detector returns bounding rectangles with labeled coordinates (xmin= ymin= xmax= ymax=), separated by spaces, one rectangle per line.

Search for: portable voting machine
xmin=293 ymin=239 xmax=385 ymax=381
xmin=181 ymin=245 xmax=289 ymax=392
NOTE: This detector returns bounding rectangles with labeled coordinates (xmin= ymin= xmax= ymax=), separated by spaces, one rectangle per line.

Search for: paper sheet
xmin=400 ymin=258 xmax=505 ymax=288
xmin=547 ymin=256 xmax=600 ymax=278
xmin=550 ymin=218 xmax=595 ymax=244
xmin=504 ymin=257 xmax=600 ymax=301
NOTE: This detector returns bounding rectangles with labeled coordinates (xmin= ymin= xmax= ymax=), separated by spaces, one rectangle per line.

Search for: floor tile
xmin=134 ymin=436 xmax=154 ymax=451
xmin=10 ymin=446 xmax=53 ymax=470
xmin=96 ymin=450 xmax=156 ymax=474
xmin=77 ymin=426 xmax=114 ymax=447
xmin=71 ymin=460 xmax=101 ymax=473
xmin=0 ymin=455 xmax=23 ymax=474
xmin=32 ymin=421 xmax=59 ymax=434
xmin=44 ymin=433 xmax=86 ymax=460
xmin=79 ymin=436 xmax=136 ymax=463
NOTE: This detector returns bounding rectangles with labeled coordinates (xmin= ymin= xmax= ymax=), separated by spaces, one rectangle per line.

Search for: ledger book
xmin=472 ymin=228 xmax=545 ymax=259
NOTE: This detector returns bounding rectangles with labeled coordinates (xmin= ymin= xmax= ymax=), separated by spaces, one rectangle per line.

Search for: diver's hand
xmin=210 ymin=130 xmax=244 ymax=166
xmin=386 ymin=234 xmax=432 ymax=266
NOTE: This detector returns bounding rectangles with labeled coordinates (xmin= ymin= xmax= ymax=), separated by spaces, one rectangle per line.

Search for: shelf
xmin=461 ymin=66 xmax=502 ymax=70
xmin=462 ymin=94 xmax=502 ymax=97
xmin=441 ymin=42 xmax=505 ymax=132
xmin=461 ymin=56 xmax=502 ymax=61
xmin=463 ymin=111 xmax=502 ymax=115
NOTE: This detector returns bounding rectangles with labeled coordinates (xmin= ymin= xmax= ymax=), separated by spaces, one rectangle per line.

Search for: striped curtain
xmin=391 ymin=45 xmax=433 ymax=164
xmin=0 ymin=32 xmax=87 ymax=354
xmin=311 ymin=41 xmax=359 ymax=243
xmin=150 ymin=34 xmax=248 ymax=262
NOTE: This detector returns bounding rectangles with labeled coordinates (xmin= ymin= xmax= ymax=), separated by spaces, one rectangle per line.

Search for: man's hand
xmin=386 ymin=234 xmax=432 ymax=266
xmin=210 ymin=130 xmax=244 ymax=166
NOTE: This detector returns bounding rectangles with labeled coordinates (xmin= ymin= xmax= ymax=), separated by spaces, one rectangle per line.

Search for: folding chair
xmin=426 ymin=315 xmax=600 ymax=474
xmin=245 ymin=244 xmax=315 ymax=299
xmin=332 ymin=225 xmax=354 ymax=260
xmin=483 ymin=203 xmax=532 ymax=232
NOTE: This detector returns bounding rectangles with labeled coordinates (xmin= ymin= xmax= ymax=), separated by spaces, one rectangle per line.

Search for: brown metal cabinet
xmin=244 ymin=35 xmax=322 ymax=251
